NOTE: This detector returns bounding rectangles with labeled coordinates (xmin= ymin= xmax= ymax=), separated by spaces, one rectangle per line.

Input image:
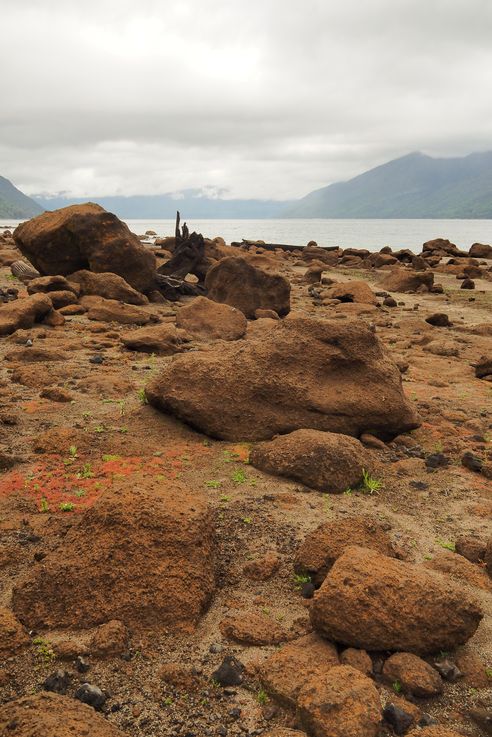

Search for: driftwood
xmin=158 ymin=211 xmax=212 ymax=283
xmin=230 ymin=240 xmax=339 ymax=253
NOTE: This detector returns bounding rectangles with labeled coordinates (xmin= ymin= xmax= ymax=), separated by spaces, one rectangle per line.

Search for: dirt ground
xmin=0 ymin=246 xmax=491 ymax=736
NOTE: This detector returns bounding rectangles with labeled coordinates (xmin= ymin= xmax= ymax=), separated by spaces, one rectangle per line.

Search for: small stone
xmin=89 ymin=355 xmax=104 ymax=365
xmin=433 ymin=658 xmax=462 ymax=682
xmin=75 ymin=656 xmax=90 ymax=673
xmin=74 ymin=683 xmax=106 ymax=710
xmin=301 ymin=582 xmax=315 ymax=599
xmin=212 ymin=656 xmax=244 ymax=687
xmin=461 ymin=278 xmax=475 ymax=289
xmin=383 ymin=703 xmax=414 ymax=735
xmin=425 ymin=313 xmax=451 ymax=327
xmin=43 ymin=669 xmax=71 ymax=694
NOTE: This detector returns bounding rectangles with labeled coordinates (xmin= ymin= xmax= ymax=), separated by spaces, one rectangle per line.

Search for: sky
xmin=2 ymin=0 xmax=492 ymax=201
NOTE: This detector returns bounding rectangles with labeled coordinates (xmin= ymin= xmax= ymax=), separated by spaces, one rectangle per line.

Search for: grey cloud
xmin=1 ymin=0 xmax=491 ymax=199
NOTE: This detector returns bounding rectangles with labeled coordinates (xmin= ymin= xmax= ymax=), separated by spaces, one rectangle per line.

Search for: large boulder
xmin=259 ymin=633 xmax=339 ymax=709
xmin=0 ymin=293 xmax=52 ymax=336
xmin=121 ymin=324 xmax=189 ymax=354
xmin=0 ymin=692 xmax=125 ymax=737
xmin=250 ymin=429 xmax=366 ymax=492
xmin=294 ymin=517 xmax=398 ymax=586
xmin=176 ymin=295 xmax=247 ymax=340
xmin=12 ymin=479 xmax=215 ymax=630
xmin=13 ymin=203 xmax=156 ymax=293
xmin=379 ymin=268 xmax=434 ymax=293
xmin=325 ymin=280 xmax=378 ymax=305
xmin=469 ymin=242 xmax=492 ymax=258
xmin=310 ymin=546 xmax=482 ymax=654
xmin=297 ymin=665 xmax=381 ymax=737
xmin=205 ymin=257 xmax=290 ymax=318
xmin=68 ymin=270 xmax=148 ymax=305
xmin=80 ymin=295 xmax=152 ymax=325
xmin=146 ymin=317 xmax=419 ymax=441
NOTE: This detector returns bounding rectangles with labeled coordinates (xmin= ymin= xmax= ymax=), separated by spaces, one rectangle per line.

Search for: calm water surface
xmin=2 ymin=218 xmax=492 ymax=253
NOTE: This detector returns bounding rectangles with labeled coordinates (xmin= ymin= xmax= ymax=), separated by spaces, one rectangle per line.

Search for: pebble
xmin=212 ymin=656 xmax=244 ymax=687
xmin=383 ymin=703 xmax=414 ymax=735
xmin=74 ymin=683 xmax=106 ymax=710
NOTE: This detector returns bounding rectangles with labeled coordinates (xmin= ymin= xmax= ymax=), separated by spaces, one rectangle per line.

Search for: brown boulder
xmin=220 ymin=610 xmax=289 ymax=645
xmin=90 ymin=619 xmax=129 ymax=657
xmin=176 ymin=295 xmax=247 ymax=340
xmin=0 ymin=692 xmax=125 ymax=737
xmin=469 ymin=242 xmax=492 ymax=258
xmin=382 ymin=652 xmax=443 ymax=697
xmin=27 ymin=274 xmax=79 ymax=294
xmin=259 ymin=633 xmax=339 ymax=709
xmin=0 ymin=606 xmax=29 ymax=657
xmin=121 ymin=323 xmax=189 ymax=354
xmin=297 ymin=665 xmax=381 ymax=737
xmin=146 ymin=317 xmax=419 ymax=441
xmin=250 ymin=429 xmax=366 ymax=492
xmin=205 ymin=257 xmax=290 ymax=318
xmin=42 ymin=289 xmax=79 ymax=309
xmin=68 ymin=269 xmax=149 ymax=305
xmin=12 ymin=479 xmax=215 ymax=630
xmin=0 ymin=293 xmax=53 ymax=336
xmin=379 ymin=268 xmax=434 ymax=293
xmin=340 ymin=648 xmax=373 ymax=676
xmin=310 ymin=546 xmax=482 ymax=654
xmin=325 ymin=280 xmax=378 ymax=305
xmin=80 ymin=295 xmax=152 ymax=325
xmin=294 ymin=517 xmax=397 ymax=586
xmin=475 ymin=356 xmax=492 ymax=379
xmin=14 ymin=203 xmax=156 ymax=293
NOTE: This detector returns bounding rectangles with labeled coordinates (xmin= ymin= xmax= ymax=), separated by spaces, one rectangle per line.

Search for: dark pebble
xmin=301 ymin=582 xmax=316 ymax=599
xmin=75 ymin=655 xmax=90 ymax=673
xmin=74 ymin=683 xmax=106 ymax=710
xmin=461 ymin=451 xmax=483 ymax=473
xmin=383 ymin=703 xmax=414 ymax=735
xmin=433 ymin=658 xmax=462 ymax=682
xmin=43 ymin=669 xmax=71 ymax=695
xmin=89 ymin=355 xmax=104 ymax=365
xmin=212 ymin=656 xmax=244 ymax=687
xmin=425 ymin=453 xmax=449 ymax=469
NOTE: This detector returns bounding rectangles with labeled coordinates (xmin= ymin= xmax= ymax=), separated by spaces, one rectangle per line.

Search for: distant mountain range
xmin=34 ymin=190 xmax=291 ymax=219
xmin=283 ymin=151 xmax=492 ymax=218
xmin=0 ymin=176 xmax=43 ymax=219
xmin=2 ymin=150 xmax=492 ymax=220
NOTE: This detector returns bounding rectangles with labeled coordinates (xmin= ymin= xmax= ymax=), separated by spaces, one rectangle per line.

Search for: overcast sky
xmin=2 ymin=0 xmax=492 ymax=200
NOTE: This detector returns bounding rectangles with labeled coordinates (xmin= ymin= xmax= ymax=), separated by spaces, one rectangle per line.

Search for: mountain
xmin=0 ymin=176 xmax=44 ymax=219
xmin=35 ymin=190 xmax=291 ymax=219
xmin=282 ymin=151 xmax=492 ymax=218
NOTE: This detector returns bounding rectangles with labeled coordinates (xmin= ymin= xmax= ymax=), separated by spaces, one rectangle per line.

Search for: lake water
xmin=2 ymin=217 xmax=492 ymax=253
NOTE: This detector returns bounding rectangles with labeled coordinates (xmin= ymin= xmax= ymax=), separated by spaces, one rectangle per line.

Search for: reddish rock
xmin=455 ymin=535 xmax=486 ymax=564
xmin=259 ymin=633 xmax=339 ymax=709
xmin=90 ymin=619 xmax=129 ymax=657
xmin=205 ymin=257 xmax=291 ymax=318
xmin=469 ymin=242 xmax=492 ymax=258
xmin=340 ymin=648 xmax=373 ymax=676
xmin=475 ymin=356 xmax=492 ymax=379
xmin=0 ymin=293 xmax=52 ymax=336
xmin=27 ymin=275 xmax=78 ymax=294
xmin=121 ymin=324 xmax=189 ymax=354
xmin=325 ymin=280 xmax=378 ymax=305
xmin=146 ymin=318 xmax=419 ymax=442
xmin=250 ymin=430 xmax=366 ymax=492
xmin=220 ymin=611 xmax=288 ymax=645
xmin=0 ymin=691 xmax=126 ymax=737
xmin=295 ymin=517 xmax=397 ymax=586
xmin=14 ymin=203 xmax=156 ymax=293
xmin=243 ymin=551 xmax=281 ymax=581
xmin=379 ymin=268 xmax=434 ymax=293
xmin=383 ymin=652 xmax=443 ymax=697
xmin=0 ymin=606 xmax=29 ymax=658
xmin=80 ymin=295 xmax=152 ymax=325
xmin=423 ymin=550 xmax=491 ymax=591
xmin=176 ymin=295 xmax=247 ymax=340
xmin=68 ymin=270 xmax=149 ymax=305
xmin=42 ymin=289 xmax=79 ymax=309
xmin=310 ymin=546 xmax=482 ymax=654
xmin=297 ymin=665 xmax=381 ymax=737
xmin=12 ymin=479 xmax=215 ymax=630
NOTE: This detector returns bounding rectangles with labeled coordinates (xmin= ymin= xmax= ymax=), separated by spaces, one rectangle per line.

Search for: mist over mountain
xmin=0 ymin=176 xmax=44 ymax=219
xmin=34 ymin=190 xmax=291 ymax=219
xmin=282 ymin=151 xmax=492 ymax=219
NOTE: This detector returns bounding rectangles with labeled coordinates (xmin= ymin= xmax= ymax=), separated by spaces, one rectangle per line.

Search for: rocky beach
xmin=0 ymin=204 xmax=491 ymax=737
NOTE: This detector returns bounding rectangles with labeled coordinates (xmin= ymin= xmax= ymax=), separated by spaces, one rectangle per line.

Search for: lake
xmin=2 ymin=217 xmax=492 ymax=253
